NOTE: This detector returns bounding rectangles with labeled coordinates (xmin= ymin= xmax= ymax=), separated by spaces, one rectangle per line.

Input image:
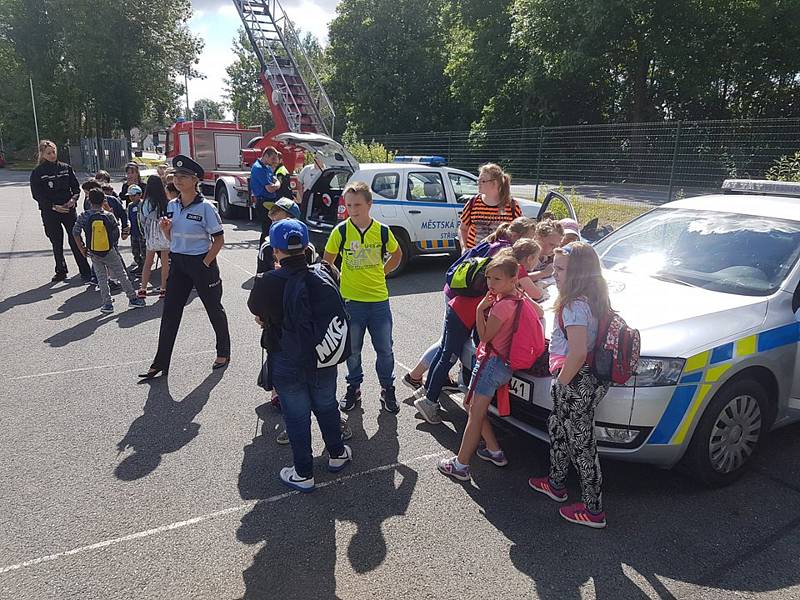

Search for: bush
xmin=341 ymin=130 xmax=395 ymax=164
xmin=766 ymin=150 xmax=800 ymax=182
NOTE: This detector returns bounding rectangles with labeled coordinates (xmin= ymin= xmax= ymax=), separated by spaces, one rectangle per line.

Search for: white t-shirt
xmin=299 ymin=164 xmax=321 ymax=190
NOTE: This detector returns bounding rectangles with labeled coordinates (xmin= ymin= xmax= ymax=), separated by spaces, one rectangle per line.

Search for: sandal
xmin=136 ymin=289 xmax=147 ymax=299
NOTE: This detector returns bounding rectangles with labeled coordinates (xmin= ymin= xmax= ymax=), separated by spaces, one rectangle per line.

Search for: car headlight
xmin=620 ymin=357 xmax=685 ymax=387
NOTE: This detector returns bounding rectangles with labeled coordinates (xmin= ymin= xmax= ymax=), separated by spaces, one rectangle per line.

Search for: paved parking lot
xmin=1 ymin=170 xmax=799 ymax=599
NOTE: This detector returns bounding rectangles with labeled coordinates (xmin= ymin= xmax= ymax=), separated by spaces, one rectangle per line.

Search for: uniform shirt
xmin=299 ymin=163 xmax=321 ymax=191
xmin=325 ymin=219 xmax=399 ymax=303
xmin=250 ymin=160 xmax=276 ymax=202
xmin=275 ymin=165 xmax=293 ymax=199
xmin=460 ymin=195 xmax=522 ymax=248
xmin=30 ymin=161 xmax=80 ymax=210
xmin=166 ymin=194 xmax=224 ymax=255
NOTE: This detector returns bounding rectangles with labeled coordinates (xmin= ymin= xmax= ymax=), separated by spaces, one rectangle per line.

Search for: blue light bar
xmin=393 ymin=155 xmax=448 ymax=166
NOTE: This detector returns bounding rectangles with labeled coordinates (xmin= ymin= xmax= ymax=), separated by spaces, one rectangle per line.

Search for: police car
xmin=502 ymin=179 xmax=800 ymax=486
xmin=274 ymin=132 xmax=543 ymax=275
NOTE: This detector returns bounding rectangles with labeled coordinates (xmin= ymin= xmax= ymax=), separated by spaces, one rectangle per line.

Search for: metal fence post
xmin=667 ymin=120 xmax=682 ymax=202
xmin=447 ymin=130 xmax=452 ymax=164
xmin=533 ymin=126 xmax=544 ymax=202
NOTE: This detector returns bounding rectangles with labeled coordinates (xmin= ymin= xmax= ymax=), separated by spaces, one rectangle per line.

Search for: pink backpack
xmin=490 ymin=295 xmax=546 ymax=370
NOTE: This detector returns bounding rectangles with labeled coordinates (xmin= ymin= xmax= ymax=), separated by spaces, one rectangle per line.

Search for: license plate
xmin=509 ymin=376 xmax=532 ymax=403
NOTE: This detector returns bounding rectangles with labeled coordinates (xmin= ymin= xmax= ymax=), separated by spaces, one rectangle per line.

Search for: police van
xmin=274 ymin=132 xmax=543 ymax=275
xmin=502 ymin=179 xmax=800 ymax=486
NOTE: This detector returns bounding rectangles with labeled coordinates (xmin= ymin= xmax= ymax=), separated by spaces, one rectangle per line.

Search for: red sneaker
xmin=528 ymin=477 xmax=568 ymax=502
xmin=559 ymin=503 xmax=607 ymax=529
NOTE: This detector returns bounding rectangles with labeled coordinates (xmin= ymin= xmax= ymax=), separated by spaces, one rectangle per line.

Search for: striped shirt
xmin=460 ymin=195 xmax=522 ymax=248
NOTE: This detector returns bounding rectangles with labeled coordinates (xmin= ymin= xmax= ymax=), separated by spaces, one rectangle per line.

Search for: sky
xmin=187 ymin=0 xmax=338 ymax=115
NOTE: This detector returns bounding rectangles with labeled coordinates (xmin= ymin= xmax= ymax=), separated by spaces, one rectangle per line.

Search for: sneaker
xmin=528 ymin=477 xmax=568 ymax=502
xmin=380 ymin=386 xmax=400 ymax=414
xmin=276 ymin=429 xmax=290 ymax=445
xmin=270 ymin=395 xmax=281 ymax=410
xmin=136 ymin=289 xmax=147 ymax=299
xmin=402 ymin=372 xmax=423 ymax=391
xmin=100 ymin=303 xmax=114 ymax=314
xmin=559 ymin=503 xmax=607 ymax=529
xmin=442 ymin=377 xmax=460 ymax=393
xmin=328 ymin=444 xmax=352 ymax=472
xmin=340 ymin=419 xmax=353 ymax=441
xmin=437 ymin=457 xmax=471 ymax=481
xmin=89 ymin=276 xmax=98 ymax=286
xmin=413 ymin=397 xmax=442 ymax=424
xmin=51 ymin=272 xmax=67 ymax=282
xmin=340 ymin=385 xmax=361 ymax=412
xmin=279 ymin=466 xmax=314 ymax=493
xmin=476 ymin=447 xmax=508 ymax=467
xmin=128 ymin=298 xmax=146 ymax=308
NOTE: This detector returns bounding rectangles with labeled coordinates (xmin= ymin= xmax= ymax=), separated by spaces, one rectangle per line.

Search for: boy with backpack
xmin=73 ymin=189 xmax=146 ymax=313
xmin=322 ymin=181 xmax=403 ymax=414
xmin=249 ymin=219 xmax=352 ymax=492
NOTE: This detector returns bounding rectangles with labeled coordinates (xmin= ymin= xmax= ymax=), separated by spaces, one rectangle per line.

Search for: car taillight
xmin=337 ymin=196 xmax=348 ymax=220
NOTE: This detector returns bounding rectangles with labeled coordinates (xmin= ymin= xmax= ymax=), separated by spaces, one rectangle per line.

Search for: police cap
xmin=172 ymin=154 xmax=204 ymax=178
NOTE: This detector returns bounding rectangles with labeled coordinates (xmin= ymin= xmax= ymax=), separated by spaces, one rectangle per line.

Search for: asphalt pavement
xmin=1 ymin=169 xmax=799 ymax=599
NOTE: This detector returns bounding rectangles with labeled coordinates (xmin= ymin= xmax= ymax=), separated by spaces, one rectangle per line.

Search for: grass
xmin=529 ymin=184 xmax=650 ymax=228
xmin=6 ymin=160 xmax=37 ymax=171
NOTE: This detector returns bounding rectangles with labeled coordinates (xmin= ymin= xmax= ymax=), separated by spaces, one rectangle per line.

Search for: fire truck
xmin=165 ymin=0 xmax=335 ymax=219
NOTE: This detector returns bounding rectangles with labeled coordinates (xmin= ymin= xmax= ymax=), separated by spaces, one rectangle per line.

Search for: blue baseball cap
xmin=269 ymin=218 xmax=308 ymax=251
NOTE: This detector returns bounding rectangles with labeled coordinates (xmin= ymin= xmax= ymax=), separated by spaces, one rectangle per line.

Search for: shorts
xmin=471 ymin=355 xmax=512 ymax=398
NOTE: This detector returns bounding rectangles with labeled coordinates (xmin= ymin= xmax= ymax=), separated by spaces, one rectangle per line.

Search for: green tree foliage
xmin=341 ymin=130 xmax=395 ymax=163
xmin=192 ymin=99 xmax=226 ymax=121
xmin=766 ymin=151 xmax=800 ymax=183
xmin=223 ymin=28 xmax=274 ymax=132
xmin=0 ymin=0 xmax=202 ymax=150
xmin=327 ymin=0 xmax=465 ymax=135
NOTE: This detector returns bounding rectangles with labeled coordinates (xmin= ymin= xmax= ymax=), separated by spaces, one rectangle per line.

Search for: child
xmin=138 ymin=176 xmax=171 ymax=299
xmin=415 ymin=241 xmax=544 ymax=425
xmin=256 ymin=198 xmax=316 ymax=274
xmin=81 ymin=179 xmax=129 ymax=288
xmin=559 ymin=218 xmax=581 ymax=245
xmin=528 ymin=219 xmax=564 ymax=283
xmin=528 ymin=242 xmax=611 ymax=529
xmin=322 ymin=181 xmax=403 ymax=414
xmin=73 ymin=189 xmax=146 ymax=313
xmin=126 ymin=184 xmax=146 ymax=275
xmin=438 ymin=252 xmax=528 ymax=479
xmin=94 ymin=170 xmax=111 ymax=184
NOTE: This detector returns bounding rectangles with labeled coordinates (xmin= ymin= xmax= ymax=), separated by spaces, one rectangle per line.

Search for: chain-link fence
xmin=366 ymin=118 xmax=800 ymax=226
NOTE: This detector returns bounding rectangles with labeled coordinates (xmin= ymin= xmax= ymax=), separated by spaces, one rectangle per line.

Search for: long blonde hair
xmin=485 ymin=216 xmax=536 ymax=243
xmin=553 ymin=242 xmax=610 ymax=318
xmin=479 ymin=163 xmax=512 ymax=213
xmin=37 ymin=139 xmax=57 ymax=164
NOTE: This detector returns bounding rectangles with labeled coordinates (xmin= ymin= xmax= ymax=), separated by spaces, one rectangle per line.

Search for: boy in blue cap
xmin=126 ymin=184 xmax=146 ymax=275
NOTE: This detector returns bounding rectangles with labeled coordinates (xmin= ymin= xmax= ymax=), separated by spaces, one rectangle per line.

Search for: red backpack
xmin=559 ymin=307 xmax=641 ymax=385
xmin=490 ymin=295 xmax=546 ymax=371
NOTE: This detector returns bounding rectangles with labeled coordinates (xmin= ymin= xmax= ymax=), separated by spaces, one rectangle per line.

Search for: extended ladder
xmin=233 ymin=0 xmax=335 ymax=135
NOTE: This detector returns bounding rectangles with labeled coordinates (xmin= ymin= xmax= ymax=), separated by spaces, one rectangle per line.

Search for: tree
xmin=192 ymin=99 xmax=226 ymax=121
xmin=224 ymin=28 xmax=274 ymax=132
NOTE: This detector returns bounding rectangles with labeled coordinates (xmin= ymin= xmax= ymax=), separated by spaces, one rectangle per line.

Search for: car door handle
xmin=409 ymin=210 xmax=421 ymax=214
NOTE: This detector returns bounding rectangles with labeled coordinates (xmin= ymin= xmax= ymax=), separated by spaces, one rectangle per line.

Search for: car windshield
xmin=593 ymin=208 xmax=800 ymax=296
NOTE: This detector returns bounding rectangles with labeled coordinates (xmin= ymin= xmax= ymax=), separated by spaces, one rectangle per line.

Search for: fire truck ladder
xmin=233 ymin=0 xmax=335 ymax=136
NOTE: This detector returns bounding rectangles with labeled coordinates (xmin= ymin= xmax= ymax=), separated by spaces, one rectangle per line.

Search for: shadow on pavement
xmin=236 ymin=410 xmax=417 ymax=599
xmin=114 ymin=370 xmax=224 ymax=481
xmin=387 ymin=254 xmax=452 ymax=297
xmin=0 ymin=279 xmax=80 ymax=316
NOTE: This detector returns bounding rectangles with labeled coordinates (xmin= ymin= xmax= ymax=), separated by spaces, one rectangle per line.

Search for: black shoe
xmin=402 ymin=373 xmax=423 ymax=391
xmin=212 ymin=358 xmax=230 ymax=370
xmin=51 ymin=272 xmax=67 ymax=282
xmin=339 ymin=385 xmax=361 ymax=412
xmin=138 ymin=368 xmax=166 ymax=380
xmin=380 ymin=386 xmax=400 ymax=414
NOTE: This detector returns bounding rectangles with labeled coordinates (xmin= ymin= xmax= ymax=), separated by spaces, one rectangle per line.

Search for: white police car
xmin=502 ymin=179 xmax=800 ymax=486
xmin=274 ymin=132 xmax=544 ymax=275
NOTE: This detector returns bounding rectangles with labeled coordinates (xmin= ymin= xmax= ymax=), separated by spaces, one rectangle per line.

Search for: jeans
xmin=272 ymin=358 xmax=344 ymax=479
xmin=425 ymin=307 xmax=470 ymax=404
xmin=471 ymin=355 xmax=513 ymax=398
xmin=345 ymin=299 xmax=395 ymax=389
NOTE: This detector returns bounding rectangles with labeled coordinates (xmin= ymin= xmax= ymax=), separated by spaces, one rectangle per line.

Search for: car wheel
xmin=386 ymin=228 xmax=411 ymax=279
xmin=683 ymin=378 xmax=769 ymax=487
xmin=216 ymin=185 xmax=240 ymax=219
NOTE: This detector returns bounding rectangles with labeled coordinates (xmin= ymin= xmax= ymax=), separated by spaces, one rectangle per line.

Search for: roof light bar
xmin=393 ymin=155 xmax=448 ymax=166
xmin=722 ymin=179 xmax=800 ymax=198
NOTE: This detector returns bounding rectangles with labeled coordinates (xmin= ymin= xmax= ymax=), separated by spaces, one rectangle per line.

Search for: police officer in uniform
xmin=139 ymin=155 xmax=231 ymax=379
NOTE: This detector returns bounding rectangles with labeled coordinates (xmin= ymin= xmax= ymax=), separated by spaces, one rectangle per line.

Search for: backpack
xmin=558 ymin=306 xmax=641 ymax=385
xmin=274 ymin=263 xmax=351 ymax=369
xmin=445 ymin=239 xmax=511 ymax=296
xmin=488 ymin=296 xmax=546 ymax=370
xmin=85 ymin=212 xmax=117 ymax=255
xmin=335 ymin=220 xmax=390 ymax=259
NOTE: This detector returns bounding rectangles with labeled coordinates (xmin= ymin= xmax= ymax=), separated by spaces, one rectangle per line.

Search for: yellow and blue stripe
xmin=647 ymin=322 xmax=800 ymax=445
xmin=417 ymin=239 xmax=456 ymax=250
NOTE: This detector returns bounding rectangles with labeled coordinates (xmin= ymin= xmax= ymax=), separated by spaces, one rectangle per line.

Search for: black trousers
xmin=40 ymin=208 xmax=91 ymax=276
xmin=152 ymin=253 xmax=231 ymax=370
xmin=253 ymin=201 xmax=273 ymax=248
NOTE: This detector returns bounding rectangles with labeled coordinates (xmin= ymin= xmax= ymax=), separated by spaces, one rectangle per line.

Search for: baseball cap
xmin=127 ymin=184 xmax=143 ymax=196
xmin=559 ymin=218 xmax=580 ymax=237
xmin=270 ymin=198 xmax=301 ymax=219
xmin=269 ymin=219 xmax=308 ymax=251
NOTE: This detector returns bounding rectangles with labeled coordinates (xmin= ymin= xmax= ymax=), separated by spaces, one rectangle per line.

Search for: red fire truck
xmin=165 ymin=0 xmax=335 ymax=218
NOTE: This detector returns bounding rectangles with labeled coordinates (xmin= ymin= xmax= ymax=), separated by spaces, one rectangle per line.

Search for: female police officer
xmin=139 ymin=155 xmax=231 ymax=379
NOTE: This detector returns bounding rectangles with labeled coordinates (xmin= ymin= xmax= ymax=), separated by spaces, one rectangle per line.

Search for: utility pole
xmin=29 ymin=76 xmax=40 ymax=143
